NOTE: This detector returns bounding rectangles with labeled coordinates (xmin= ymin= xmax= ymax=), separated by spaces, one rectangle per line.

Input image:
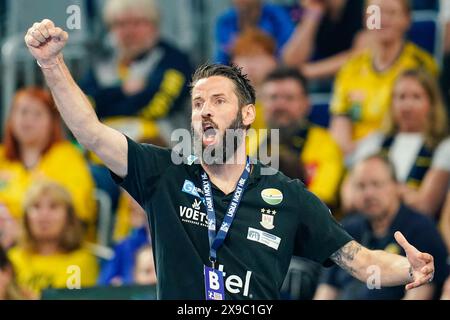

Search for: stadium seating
xmin=308 ymin=93 xmax=332 ymax=128
xmin=408 ymin=10 xmax=443 ymax=63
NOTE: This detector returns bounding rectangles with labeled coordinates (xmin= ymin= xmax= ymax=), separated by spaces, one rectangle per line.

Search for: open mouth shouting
xmin=202 ymin=121 xmax=218 ymax=146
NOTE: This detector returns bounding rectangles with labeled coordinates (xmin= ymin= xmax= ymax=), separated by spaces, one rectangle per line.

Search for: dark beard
xmin=191 ymin=111 xmax=246 ymax=165
xmin=273 ymin=119 xmax=306 ymax=144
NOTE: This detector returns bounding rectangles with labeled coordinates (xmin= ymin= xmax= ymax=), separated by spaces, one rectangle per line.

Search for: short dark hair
xmin=357 ymin=153 xmax=398 ymax=182
xmin=263 ymin=67 xmax=308 ymax=93
xmin=190 ymin=63 xmax=256 ymax=107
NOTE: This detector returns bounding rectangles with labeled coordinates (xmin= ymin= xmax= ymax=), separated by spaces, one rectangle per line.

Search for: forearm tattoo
xmin=331 ymin=241 xmax=363 ymax=276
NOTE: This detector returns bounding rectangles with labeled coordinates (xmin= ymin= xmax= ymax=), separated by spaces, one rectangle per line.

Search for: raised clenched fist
xmin=24 ymin=19 xmax=68 ymax=68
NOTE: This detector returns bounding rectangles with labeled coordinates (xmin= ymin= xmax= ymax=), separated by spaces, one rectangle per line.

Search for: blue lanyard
xmin=201 ymin=158 xmax=251 ymax=269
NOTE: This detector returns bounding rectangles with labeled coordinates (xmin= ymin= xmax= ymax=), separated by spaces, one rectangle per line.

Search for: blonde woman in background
xmin=7 ymin=181 xmax=98 ymax=297
xmin=343 ymin=69 xmax=448 ymax=215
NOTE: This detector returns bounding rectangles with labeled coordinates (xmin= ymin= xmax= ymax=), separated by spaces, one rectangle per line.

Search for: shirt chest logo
xmin=260 ymin=208 xmax=276 ymax=230
xmin=179 ymin=199 xmax=208 ymax=228
xmin=181 ymin=179 xmax=203 ymax=199
xmin=261 ymin=188 xmax=283 ymax=205
xmin=247 ymin=227 xmax=281 ymax=250
xmin=192 ymin=198 xmax=202 ymax=210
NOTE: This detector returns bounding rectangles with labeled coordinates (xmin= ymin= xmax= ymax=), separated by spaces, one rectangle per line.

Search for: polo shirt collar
xmin=184 ymin=156 xmax=263 ymax=187
xmin=387 ymin=203 xmax=409 ymax=235
xmin=361 ymin=203 xmax=408 ymax=236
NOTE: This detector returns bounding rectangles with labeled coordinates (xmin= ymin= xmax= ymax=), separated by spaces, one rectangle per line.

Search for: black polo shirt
xmin=111 ymin=136 xmax=353 ymax=299
xmin=320 ymin=204 xmax=449 ymax=300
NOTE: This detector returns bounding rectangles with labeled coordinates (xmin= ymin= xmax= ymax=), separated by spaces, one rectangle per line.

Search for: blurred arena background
xmin=0 ymin=0 xmax=449 ymax=300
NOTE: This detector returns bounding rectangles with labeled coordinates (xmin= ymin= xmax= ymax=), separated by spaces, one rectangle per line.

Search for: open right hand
xmin=24 ymin=19 xmax=68 ymax=67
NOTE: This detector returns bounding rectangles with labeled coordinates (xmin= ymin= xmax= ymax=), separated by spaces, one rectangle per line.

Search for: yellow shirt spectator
xmin=300 ymin=126 xmax=344 ymax=204
xmin=8 ymin=246 xmax=98 ymax=297
xmin=330 ymin=42 xmax=437 ymax=141
xmin=249 ymin=123 xmax=344 ymax=205
xmin=0 ymin=141 xmax=96 ymax=225
xmin=252 ymin=100 xmax=268 ymax=130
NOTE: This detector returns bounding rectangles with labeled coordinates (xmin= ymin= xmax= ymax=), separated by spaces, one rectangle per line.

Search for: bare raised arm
xmin=24 ymin=19 xmax=128 ymax=178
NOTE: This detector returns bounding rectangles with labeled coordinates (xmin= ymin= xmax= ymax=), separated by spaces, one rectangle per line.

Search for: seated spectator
xmin=215 ymin=0 xmax=294 ymax=65
xmin=283 ymin=0 xmax=364 ymax=83
xmin=7 ymin=181 xmax=98 ymax=297
xmin=134 ymin=245 xmax=157 ymax=286
xmin=98 ymin=192 xmax=150 ymax=286
xmin=231 ymin=28 xmax=278 ymax=93
xmin=329 ymin=0 xmax=438 ymax=158
xmin=113 ymin=189 xmax=149 ymax=242
xmin=315 ymin=155 xmax=448 ymax=300
xmin=0 ymin=87 xmax=96 ymax=233
xmin=82 ymin=0 xmax=191 ymax=216
xmin=346 ymin=69 xmax=448 ymax=215
xmin=231 ymin=28 xmax=278 ymax=131
xmin=0 ymin=246 xmax=32 ymax=300
xmin=402 ymin=137 xmax=450 ymax=217
xmin=81 ymin=0 xmax=192 ymax=144
xmin=254 ymin=67 xmax=344 ymax=206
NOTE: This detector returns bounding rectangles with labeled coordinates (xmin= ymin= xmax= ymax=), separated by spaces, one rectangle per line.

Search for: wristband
xmin=36 ymin=54 xmax=62 ymax=69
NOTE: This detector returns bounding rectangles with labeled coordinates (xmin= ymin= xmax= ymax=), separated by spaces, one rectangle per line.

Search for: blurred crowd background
xmin=0 ymin=0 xmax=450 ymax=300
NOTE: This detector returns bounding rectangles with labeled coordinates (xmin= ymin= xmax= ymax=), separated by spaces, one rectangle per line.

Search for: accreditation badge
xmin=204 ymin=265 xmax=225 ymax=300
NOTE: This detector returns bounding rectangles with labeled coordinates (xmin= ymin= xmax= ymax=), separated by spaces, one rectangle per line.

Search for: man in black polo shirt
xmin=25 ymin=19 xmax=436 ymax=300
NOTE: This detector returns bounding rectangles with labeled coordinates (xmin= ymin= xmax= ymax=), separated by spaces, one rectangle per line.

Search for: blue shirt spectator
xmin=98 ymin=226 xmax=150 ymax=286
xmin=215 ymin=2 xmax=294 ymax=65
